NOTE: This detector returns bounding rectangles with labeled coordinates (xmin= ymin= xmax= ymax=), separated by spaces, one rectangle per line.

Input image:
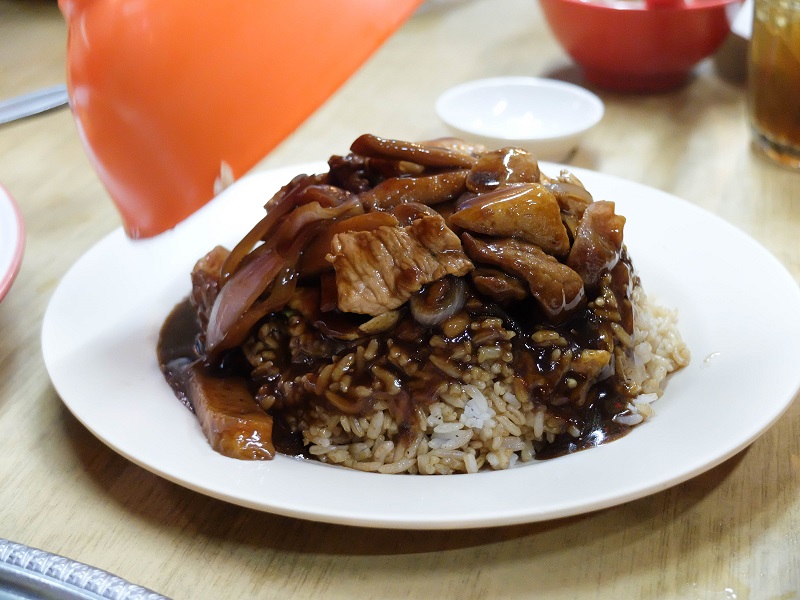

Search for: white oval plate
xmin=0 ymin=184 xmax=25 ymax=301
xmin=41 ymin=162 xmax=800 ymax=529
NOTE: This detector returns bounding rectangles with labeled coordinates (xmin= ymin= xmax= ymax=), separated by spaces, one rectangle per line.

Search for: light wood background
xmin=1 ymin=0 xmax=799 ymax=598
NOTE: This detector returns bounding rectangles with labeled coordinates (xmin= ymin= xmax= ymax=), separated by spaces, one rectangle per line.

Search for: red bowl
xmin=539 ymin=0 xmax=741 ymax=92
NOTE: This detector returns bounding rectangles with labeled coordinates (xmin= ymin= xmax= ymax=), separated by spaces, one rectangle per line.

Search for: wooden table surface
xmin=2 ymin=1 xmax=800 ymax=598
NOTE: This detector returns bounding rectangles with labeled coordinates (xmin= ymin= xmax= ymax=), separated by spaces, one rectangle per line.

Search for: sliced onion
xmin=219 ymin=180 xmax=302 ymax=281
xmin=206 ymin=221 xmax=326 ymax=359
xmin=214 ymin=265 xmax=300 ymax=356
xmin=409 ymin=276 xmax=467 ymax=327
xmin=206 ymin=247 xmax=285 ymax=355
xmin=220 ymin=174 xmax=326 ymax=281
xmin=274 ymin=197 xmax=363 ymax=252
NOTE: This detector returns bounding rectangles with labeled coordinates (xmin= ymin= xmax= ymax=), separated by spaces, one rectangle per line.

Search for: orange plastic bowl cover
xmin=539 ymin=0 xmax=740 ymax=92
xmin=60 ymin=0 xmax=424 ymax=238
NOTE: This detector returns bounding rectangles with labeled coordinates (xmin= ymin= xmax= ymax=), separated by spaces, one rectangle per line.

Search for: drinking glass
xmin=748 ymin=0 xmax=800 ymax=169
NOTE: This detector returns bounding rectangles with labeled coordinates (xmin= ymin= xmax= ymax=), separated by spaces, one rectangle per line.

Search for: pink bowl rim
xmin=0 ymin=184 xmax=25 ymax=302
xmin=540 ymin=0 xmax=741 ymax=12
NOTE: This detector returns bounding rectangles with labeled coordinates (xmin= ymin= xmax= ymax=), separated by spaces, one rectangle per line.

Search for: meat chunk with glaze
xmin=449 ymin=183 xmax=570 ymax=256
xmin=462 ymin=233 xmax=585 ymax=323
xmin=328 ymin=214 xmax=474 ymax=315
xmin=465 ymin=147 xmax=541 ymax=193
xmin=567 ymin=200 xmax=626 ymax=288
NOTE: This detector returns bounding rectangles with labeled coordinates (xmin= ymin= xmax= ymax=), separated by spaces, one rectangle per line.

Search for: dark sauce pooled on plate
xmin=158 ymin=299 xmax=305 ymax=457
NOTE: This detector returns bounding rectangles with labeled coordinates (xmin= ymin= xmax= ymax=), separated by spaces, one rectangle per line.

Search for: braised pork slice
xmin=567 ymin=200 xmax=625 ymax=288
xmin=329 ymin=214 xmax=473 ymax=315
xmin=462 ymin=233 xmax=585 ymax=323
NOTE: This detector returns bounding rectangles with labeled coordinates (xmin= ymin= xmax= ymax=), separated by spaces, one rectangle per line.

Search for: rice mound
xmin=243 ymin=282 xmax=689 ymax=475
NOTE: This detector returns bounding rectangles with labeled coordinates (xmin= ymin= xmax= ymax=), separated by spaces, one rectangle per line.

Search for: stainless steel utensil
xmin=0 ymin=537 xmax=170 ymax=600
xmin=0 ymin=84 xmax=69 ymax=125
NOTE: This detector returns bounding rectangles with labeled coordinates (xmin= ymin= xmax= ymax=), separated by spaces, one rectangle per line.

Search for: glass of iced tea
xmin=748 ymin=0 xmax=800 ymax=169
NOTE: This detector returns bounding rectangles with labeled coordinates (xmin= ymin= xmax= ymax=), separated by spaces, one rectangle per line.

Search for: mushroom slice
xmin=462 ymin=233 xmax=585 ymax=324
xmin=422 ymin=137 xmax=487 ymax=156
xmin=350 ymin=134 xmax=478 ymax=169
xmin=470 ymin=267 xmax=528 ymax=304
xmin=567 ymin=201 xmax=625 ymax=288
xmin=360 ymin=169 xmax=468 ymax=210
xmin=466 ymin=147 xmax=541 ymax=193
xmin=450 ymin=183 xmax=570 ymax=256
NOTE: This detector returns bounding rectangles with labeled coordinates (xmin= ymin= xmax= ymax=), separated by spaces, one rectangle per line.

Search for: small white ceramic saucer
xmin=435 ymin=76 xmax=604 ymax=161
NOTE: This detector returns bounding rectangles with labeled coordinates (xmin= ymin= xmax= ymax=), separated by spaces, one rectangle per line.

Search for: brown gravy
xmin=157 ymin=299 xmax=304 ymax=457
xmin=157 ymin=255 xmax=637 ymax=463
